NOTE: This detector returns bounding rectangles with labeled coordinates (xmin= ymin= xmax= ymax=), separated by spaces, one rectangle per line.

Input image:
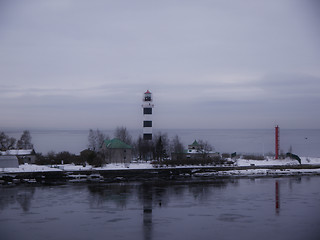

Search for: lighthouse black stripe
xmin=143 ymin=133 xmax=152 ymax=140
xmin=143 ymin=108 xmax=152 ymax=114
xmin=143 ymin=121 xmax=152 ymax=127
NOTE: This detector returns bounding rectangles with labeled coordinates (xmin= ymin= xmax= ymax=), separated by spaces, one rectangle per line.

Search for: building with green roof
xmin=188 ymin=140 xmax=203 ymax=152
xmin=102 ymin=138 xmax=132 ymax=164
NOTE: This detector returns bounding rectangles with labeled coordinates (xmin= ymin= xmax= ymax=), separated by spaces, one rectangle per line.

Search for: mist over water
xmin=3 ymin=129 xmax=320 ymax=157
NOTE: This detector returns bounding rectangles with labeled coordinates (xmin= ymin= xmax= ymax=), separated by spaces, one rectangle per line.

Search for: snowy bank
xmin=236 ymin=156 xmax=320 ymax=167
xmin=193 ymin=168 xmax=320 ymax=177
xmin=1 ymin=163 xmax=62 ymax=173
xmin=1 ymin=157 xmax=320 ymax=176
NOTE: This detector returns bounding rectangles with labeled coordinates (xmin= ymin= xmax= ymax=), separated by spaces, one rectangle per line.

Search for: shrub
xmin=221 ymin=153 xmax=230 ymax=158
xmin=152 ymin=156 xmax=228 ymax=167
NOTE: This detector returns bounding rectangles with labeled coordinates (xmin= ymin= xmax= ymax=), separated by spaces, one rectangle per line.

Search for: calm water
xmin=4 ymin=128 xmax=320 ymax=157
xmin=1 ymin=177 xmax=320 ymax=240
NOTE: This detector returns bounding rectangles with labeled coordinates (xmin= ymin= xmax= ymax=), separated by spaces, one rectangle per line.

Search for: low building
xmin=0 ymin=155 xmax=19 ymax=168
xmin=187 ymin=140 xmax=203 ymax=154
xmin=172 ymin=140 xmax=219 ymax=161
xmin=0 ymin=149 xmax=37 ymax=164
xmin=102 ymin=138 xmax=133 ymax=164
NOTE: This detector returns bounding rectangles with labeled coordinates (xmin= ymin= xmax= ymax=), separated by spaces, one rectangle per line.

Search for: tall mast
xmin=275 ymin=125 xmax=280 ymax=159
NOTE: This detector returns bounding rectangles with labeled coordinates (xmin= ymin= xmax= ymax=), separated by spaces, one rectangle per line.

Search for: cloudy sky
xmin=1 ymin=0 xmax=320 ymax=130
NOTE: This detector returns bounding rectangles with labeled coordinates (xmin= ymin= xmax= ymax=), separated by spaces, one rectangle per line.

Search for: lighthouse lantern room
xmin=142 ymin=90 xmax=154 ymax=140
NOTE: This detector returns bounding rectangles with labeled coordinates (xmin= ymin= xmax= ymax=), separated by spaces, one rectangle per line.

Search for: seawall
xmin=1 ymin=164 xmax=320 ymax=185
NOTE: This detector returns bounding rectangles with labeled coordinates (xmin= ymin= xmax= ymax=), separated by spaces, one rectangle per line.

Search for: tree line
xmin=82 ymin=127 xmax=214 ymax=166
xmin=87 ymin=127 xmax=186 ymax=161
xmin=0 ymin=130 xmax=33 ymax=151
xmin=3 ymin=128 xmax=215 ymax=166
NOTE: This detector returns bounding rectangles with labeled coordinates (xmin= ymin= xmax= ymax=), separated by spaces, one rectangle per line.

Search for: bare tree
xmin=0 ymin=132 xmax=6 ymax=150
xmin=114 ymin=126 xmax=132 ymax=145
xmin=171 ymin=135 xmax=184 ymax=153
xmin=16 ymin=130 xmax=33 ymax=149
xmin=197 ymin=139 xmax=214 ymax=159
xmin=88 ymin=129 xmax=108 ymax=152
xmin=7 ymin=137 xmax=16 ymax=149
xmin=198 ymin=139 xmax=214 ymax=153
xmin=170 ymin=135 xmax=185 ymax=160
xmin=0 ymin=132 xmax=17 ymax=150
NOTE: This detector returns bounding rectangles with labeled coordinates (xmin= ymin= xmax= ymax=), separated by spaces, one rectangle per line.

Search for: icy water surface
xmin=1 ymin=177 xmax=320 ymax=240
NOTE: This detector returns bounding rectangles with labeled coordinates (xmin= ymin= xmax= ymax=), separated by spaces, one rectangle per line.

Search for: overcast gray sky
xmin=1 ymin=0 xmax=320 ymax=130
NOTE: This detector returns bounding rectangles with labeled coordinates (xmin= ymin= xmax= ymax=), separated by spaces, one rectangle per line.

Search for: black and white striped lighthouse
xmin=142 ymin=90 xmax=154 ymax=140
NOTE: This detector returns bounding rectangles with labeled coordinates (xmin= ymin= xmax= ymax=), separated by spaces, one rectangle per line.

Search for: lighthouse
xmin=142 ymin=90 xmax=154 ymax=140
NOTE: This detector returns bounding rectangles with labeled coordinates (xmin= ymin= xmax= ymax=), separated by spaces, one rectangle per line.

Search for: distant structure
xmin=275 ymin=125 xmax=280 ymax=159
xmin=102 ymin=138 xmax=133 ymax=164
xmin=0 ymin=149 xmax=36 ymax=164
xmin=142 ymin=90 xmax=154 ymax=140
xmin=187 ymin=140 xmax=203 ymax=153
xmin=171 ymin=140 xmax=219 ymax=161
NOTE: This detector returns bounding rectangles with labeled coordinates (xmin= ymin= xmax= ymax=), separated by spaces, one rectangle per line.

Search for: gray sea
xmin=1 ymin=177 xmax=320 ymax=240
xmin=3 ymin=129 xmax=320 ymax=157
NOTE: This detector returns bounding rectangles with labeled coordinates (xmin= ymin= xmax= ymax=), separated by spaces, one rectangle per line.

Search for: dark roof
xmin=104 ymin=138 xmax=132 ymax=149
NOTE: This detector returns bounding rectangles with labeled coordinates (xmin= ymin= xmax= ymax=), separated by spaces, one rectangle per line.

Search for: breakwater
xmin=1 ymin=164 xmax=320 ymax=185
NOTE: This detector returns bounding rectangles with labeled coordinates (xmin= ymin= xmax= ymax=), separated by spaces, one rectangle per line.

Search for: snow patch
xmin=1 ymin=163 xmax=62 ymax=172
xmin=235 ymin=156 xmax=320 ymax=166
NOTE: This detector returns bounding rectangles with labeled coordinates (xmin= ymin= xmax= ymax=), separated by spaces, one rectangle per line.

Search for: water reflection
xmin=86 ymin=181 xmax=231 ymax=240
xmin=275 ymin=180 xmax=280 ymax=214
xmin=0 ymin=187 xmax=35 ymax=212
xmin=141 ymin=183 xmax=153 ymax=240
xmin=189 ymin=180 xmax=229 ymax=202
xmin=87 ymin=184 xmax=133 ymax=208
xmin=1 ymin=177 xmax=320 ymax=240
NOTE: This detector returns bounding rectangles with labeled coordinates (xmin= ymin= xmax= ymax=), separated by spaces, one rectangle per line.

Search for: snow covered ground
xmin=193 ymin=167 xmax=320 ymax=177
xmin=57 ymin=162 xmax=153 ymax=171
xmin=1 ymin=157 xmax=320 ymax=174
xmin=0 ymin=162 xmax=154 ymax=173
xmin=235 ymin=156 xmax=320 ymax=166
xmin=1 ymin=164 xmax=62 ymax=173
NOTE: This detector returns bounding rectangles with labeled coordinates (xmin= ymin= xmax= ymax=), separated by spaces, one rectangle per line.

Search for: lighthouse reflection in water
xmin=0 ymin=177 xmax=320 ymax=240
